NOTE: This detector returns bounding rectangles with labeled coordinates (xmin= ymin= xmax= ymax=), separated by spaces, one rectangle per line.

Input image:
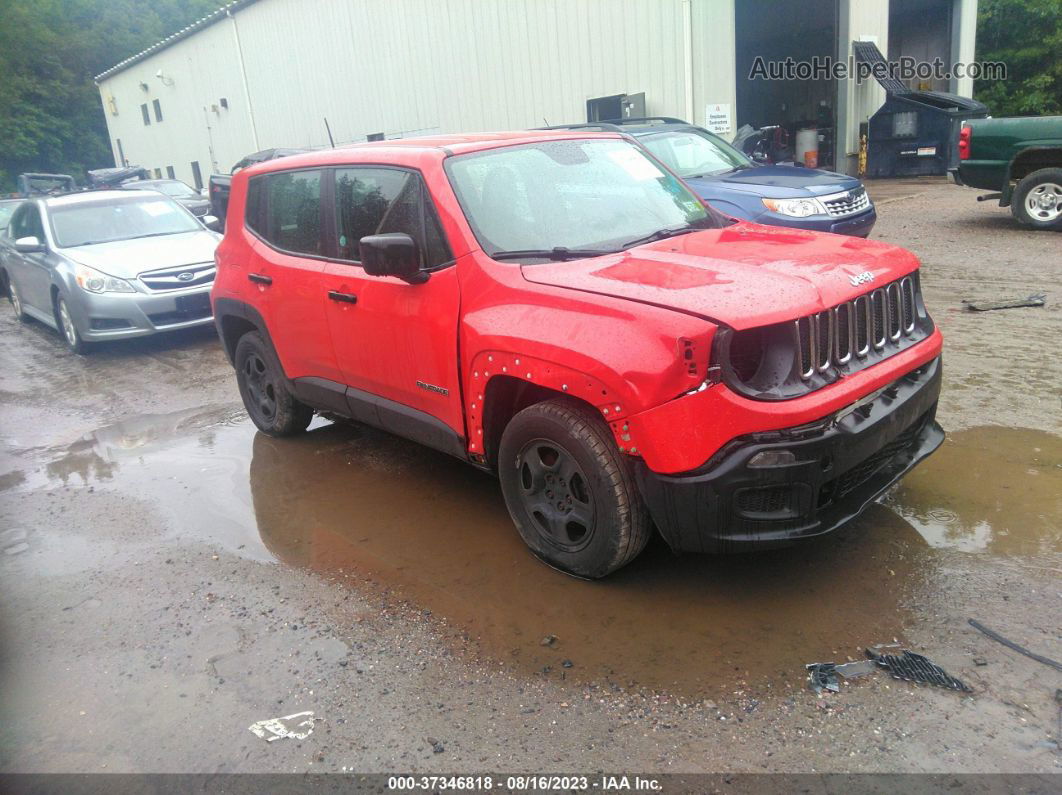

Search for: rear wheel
xmin=234 ymin=331 xmax=313 ymax=436
xmin=497 ymin=398 xmax=651 ymax=578
xmin=56 ymin=296 xmax=90 ymax=355
xmin=1011 ymin=168 xmax=1062 ymax=230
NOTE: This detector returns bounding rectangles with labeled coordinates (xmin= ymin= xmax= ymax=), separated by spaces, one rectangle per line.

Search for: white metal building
xmin=95 ymin=0 xmax=978 ymax=185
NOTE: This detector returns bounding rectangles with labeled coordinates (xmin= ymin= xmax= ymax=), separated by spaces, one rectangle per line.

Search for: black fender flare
xmin=213 ymin=297 xmax=281 ymax=369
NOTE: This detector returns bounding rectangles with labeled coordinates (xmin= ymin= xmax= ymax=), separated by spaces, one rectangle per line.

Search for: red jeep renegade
xmin=213 ymin=132 xmax=944 ymax=578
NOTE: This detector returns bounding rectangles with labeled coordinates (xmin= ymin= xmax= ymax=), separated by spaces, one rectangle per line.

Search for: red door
xmin=321 ymin=166 xmax=464 ymax=434
xmin=244 ymin=168 xmax=342 ymax=383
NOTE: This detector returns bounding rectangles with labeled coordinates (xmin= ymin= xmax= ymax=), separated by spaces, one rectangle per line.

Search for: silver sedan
xmin=0 ymin=190 xmax=221 ymax=353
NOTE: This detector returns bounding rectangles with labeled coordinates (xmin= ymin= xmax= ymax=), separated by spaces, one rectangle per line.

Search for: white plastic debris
xmin=248 ymin=711 xmax=317 ymax=742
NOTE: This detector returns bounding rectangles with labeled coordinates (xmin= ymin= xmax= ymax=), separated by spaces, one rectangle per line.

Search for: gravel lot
xmin=0 ymin=178 xmax=1059 ymax=778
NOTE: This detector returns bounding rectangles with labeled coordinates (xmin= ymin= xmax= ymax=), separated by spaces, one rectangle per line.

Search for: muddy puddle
xmin=11 ymin=411 xmax=1062 ymax=695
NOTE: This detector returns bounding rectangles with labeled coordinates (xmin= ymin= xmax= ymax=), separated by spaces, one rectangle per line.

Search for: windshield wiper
xmin=492 ymin=247 xmax=613 ymax=262
xmin=620 ymin=225 xmax=697 ymax=250
xmin=126 ymin=231 xmax=184 ymax=240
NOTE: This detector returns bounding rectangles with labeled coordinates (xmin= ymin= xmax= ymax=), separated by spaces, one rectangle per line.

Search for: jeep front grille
xmin=795 ymin=275 xmax=920 ymax=379
xmin=821 ymin=186 xmax=871 ymax=217
xmin=139 ymin=263 xmax=216 ymax=291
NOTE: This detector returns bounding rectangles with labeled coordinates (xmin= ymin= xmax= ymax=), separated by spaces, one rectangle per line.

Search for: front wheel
xmin=56 ymin=295 xmax=90 ymax=354
xmin=234 ymin=331 xmax=313 ymax=436
xmin=1011 ymin=168 xmax=1062 ymax=230
xmin=497 ymin=398 xmax=651 ymax=578
xmin=9 ymin=279 xmax=26 ymax=322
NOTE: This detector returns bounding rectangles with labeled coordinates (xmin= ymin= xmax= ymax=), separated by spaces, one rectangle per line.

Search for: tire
xmin=497 ymin=398 xmax=651 ymax=578
xmin=9 ymin=278 xmax=26 ymax=322
xmin=234 ymin=331 xmax=313 ymax=436
xmin=56 ymin=295 xmax=90 ymax=355
xmin=1011 ymin=168 xmax=1062 ymax=230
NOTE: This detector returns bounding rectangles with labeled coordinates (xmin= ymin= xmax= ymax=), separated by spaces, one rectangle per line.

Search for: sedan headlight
xmin=74 ymin=264 xmax=135 ymax=294
xmin=762 ymin=197 xmax=828 ymax=218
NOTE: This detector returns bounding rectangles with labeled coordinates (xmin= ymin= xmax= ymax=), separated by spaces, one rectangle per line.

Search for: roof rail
xmin=603 ymin=117 xmax=690 ymax=126
xmin=539 ymin=116 xmax=692 ymax=133
xmin=539 ymin=122 xmax=627 ymax=132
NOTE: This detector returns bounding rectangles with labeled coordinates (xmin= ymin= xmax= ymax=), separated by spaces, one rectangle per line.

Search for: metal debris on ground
xmin=968 ymin=619 xmax=1062 ymax=672
xmin=806 ymin=662 xmax=840 ymax=694
xmin=426 ymin=736 xmax=445 ymax=754
xmin=835 ymin=660 xmax=877 ymax=679
xmin=866 ymin=648 xmax=972 ymax=692
xmin=248 ymin=711 xmax=317 ymax=742
xmin=962 ymin=293 xmax=1046 ymax=312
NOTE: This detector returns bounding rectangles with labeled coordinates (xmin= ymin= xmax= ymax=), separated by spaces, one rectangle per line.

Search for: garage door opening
xmin=889 ymin=0 xmax=953 ymax=93
xmin=735 ymin=0 xmax=839 ymax=170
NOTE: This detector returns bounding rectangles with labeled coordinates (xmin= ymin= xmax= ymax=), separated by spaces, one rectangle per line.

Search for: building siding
xmin=98 ymin=0 xmax=722 ymax=186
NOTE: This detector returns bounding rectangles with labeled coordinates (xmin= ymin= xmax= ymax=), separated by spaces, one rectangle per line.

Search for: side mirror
xmin=14 ymin=236 xmax=45 ymax=253
xmin=202 ymin=215 xmax=222 ymax=232
xmin=359 ymin=233 xmax=426 ymax=284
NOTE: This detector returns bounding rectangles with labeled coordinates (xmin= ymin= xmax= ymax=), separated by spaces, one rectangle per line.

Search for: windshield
xmin=445 ymin=138 xmax=722 ymax=261
xmin=143 ymin=181 xmax=198 ymax=198
xmin=639 ymin=129 xmax=751 ymax=178
xmin=49 ymin=196 xmax=201 ymax=248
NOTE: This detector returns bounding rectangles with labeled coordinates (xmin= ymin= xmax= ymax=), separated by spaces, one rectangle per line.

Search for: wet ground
xmin=1 ymin=181 xmax=1060 ymax=775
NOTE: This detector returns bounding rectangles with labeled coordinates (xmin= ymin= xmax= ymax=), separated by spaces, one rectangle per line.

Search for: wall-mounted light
xmin=107 ymin=96 xmax=118 ymax=116
xmin=155 ymin=69 xmax=174 ymax=87
xmin=139 ymin=82 xmax=149 ymax=92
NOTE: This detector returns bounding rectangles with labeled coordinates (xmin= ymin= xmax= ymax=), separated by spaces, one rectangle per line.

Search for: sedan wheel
xmin=9 ymin=281 xmax=26 ymax=321
xmin=57 ymin=296 xmax=88 ymax=354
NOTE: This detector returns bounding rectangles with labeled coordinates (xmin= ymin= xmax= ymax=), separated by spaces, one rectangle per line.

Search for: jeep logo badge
xmin=848 ymin=271 xmax=875 ymax=287
xmin=177 ymin=272 xmax=195 ymax=282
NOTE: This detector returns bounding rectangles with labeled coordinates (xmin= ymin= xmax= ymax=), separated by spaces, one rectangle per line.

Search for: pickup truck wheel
xmin=1012 ymin=168 xmax=1062 ymax=229
xmin=234 ymin=332 xmax=313 ymax=436
xmin=498 ymin=399 xmax=650 ymax=578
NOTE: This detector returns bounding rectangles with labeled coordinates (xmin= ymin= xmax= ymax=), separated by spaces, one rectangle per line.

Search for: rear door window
xmin=247 ymin=170 xmax=322 ymax=256
xmin=333 ymin=168 xmax=452 ymax=268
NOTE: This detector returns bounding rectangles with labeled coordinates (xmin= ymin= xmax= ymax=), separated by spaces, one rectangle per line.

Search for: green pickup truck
xmin=951 ymin=115 xmax=1062 ymax=230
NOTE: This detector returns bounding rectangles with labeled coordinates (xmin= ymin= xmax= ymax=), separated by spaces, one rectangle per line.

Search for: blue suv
xmin=551 ymin=118 xmax=876 ymax=237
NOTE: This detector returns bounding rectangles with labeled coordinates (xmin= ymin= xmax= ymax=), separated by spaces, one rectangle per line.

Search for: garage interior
xmin=889 ymin=0 xmax=955 ymax=93
xmin=735 ymin=0 xmax=839 ymax=170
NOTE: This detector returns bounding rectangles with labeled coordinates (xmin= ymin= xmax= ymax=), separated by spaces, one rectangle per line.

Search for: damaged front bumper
xmin=634 ymin=356 xmax=944 ymax=553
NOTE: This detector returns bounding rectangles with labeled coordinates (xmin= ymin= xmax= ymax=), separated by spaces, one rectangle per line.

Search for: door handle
xmin=328 ymin=290 xmax=358 ymax=304
xmin=248 ymin=273 xmax=272 ymax=286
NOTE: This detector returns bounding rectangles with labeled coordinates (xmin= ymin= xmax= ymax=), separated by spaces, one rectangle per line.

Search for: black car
xmin=208 ymin=148 xmax=309 ymax=228
xmin=122 ymin=179 xmax=211 ymax=217
xmin=0 ymin=198 xmax=22 ymax=232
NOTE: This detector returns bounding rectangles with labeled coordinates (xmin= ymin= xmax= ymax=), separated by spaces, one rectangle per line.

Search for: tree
xmin=975 ymin=0 xmax=1062 ymax=116
xmin=0 ymin=0 xmax=219 ymax=191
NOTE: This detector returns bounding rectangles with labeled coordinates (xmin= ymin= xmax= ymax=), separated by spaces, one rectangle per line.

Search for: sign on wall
xmin=705 ymin=103 xmax=732 ymax=136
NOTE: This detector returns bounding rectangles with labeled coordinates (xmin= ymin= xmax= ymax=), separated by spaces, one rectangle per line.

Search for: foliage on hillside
xmin=975 ymin=0 xmax=1062 ymax=116
xmin=0 ymin=0 xmax=219 ymax=190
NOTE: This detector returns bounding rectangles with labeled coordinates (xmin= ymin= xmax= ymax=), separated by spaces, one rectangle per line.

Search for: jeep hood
xmin=519 ymin=222 xmax=920 ymax=330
